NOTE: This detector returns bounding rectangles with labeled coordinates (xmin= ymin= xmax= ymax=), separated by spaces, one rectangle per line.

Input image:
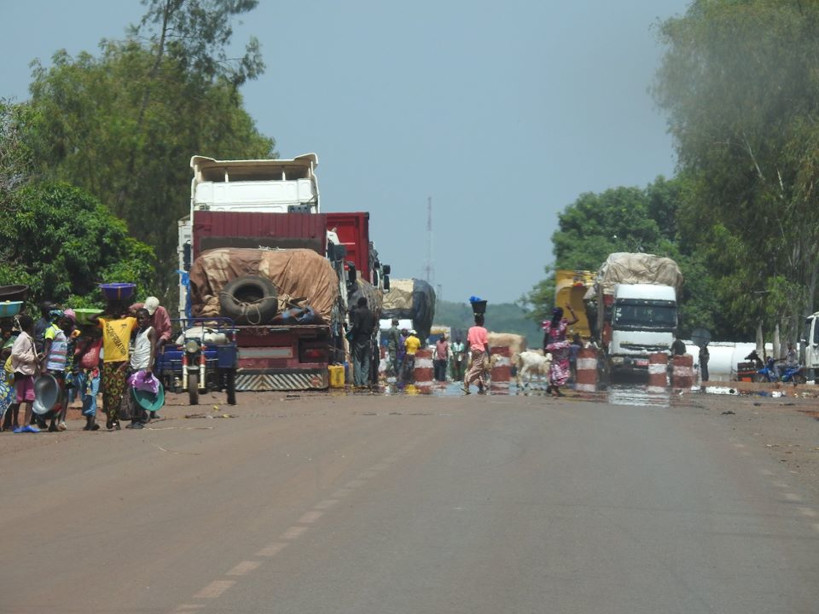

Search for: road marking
xmin=193 ymin=580 xmax=235 ymax=599
xmin=226 ymin=560 xmax=261 ymax=576
xmin=797 ymin=507 xmax=818 ymax=518
xmin=256 ymin=542 xmax=289 ymax=557
xmin=314 ymin=499 xmax=340 ymax=510
xmin=281 ymin=526 xmax=309 ymax=540
xmin=298 ymin=510 xmax=324 ymax=524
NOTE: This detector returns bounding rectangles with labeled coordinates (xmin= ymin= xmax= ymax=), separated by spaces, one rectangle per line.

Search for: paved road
xmin=1 ymin=391 xmax=818 ymax=613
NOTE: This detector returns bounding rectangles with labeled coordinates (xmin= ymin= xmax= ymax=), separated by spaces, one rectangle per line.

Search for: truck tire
xmin=220 ymin=275 xmax=278 ymax=325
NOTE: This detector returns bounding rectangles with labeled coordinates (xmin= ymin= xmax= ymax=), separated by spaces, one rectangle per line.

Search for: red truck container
xmin=325 ymin=212 xmax=372 ymax=282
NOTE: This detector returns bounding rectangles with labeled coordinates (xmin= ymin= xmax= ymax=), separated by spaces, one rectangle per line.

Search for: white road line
xmin=256 ymin=542 xmax=289 ymax=557
xmin=314 ymin=499 xmax=339 ymax=510
xmin=226 ymin=560 xmax=262 ymax=576
xmin=193 ymin=580 xmax=235 ymax=599
xmin=281 ymin=526 xmax=309 ymax=540
xmin=298 ymin=510 xmax=324 ymax=524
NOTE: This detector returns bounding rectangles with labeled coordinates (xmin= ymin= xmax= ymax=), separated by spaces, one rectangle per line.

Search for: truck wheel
xmin=188 ymin=373 xmax=199 ymax=405
xmin=226 ymin=369 xmax=237 ymax=405
xmin=220 ymin=275 xmax=278 ymax=325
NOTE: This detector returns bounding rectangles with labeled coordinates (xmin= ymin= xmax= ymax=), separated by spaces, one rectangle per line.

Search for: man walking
xmin=433 ymin=333 xmax=450 ymax=382
xmin=350 ymin=296 xmax=376 ymax=388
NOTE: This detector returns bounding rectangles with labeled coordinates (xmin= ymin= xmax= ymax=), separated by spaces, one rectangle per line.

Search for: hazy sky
xmin=0 ymin=0 xmax=690 ymax=305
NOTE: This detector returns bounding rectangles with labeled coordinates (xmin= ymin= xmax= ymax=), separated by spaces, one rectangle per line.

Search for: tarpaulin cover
xmin=591 ymin=252 xmax=684 ymax=298
xmin=349 ymin=279 xmax=383 ymax=319
xmin=188 ymin=248 xmax=339 ymax=322
xmin=381 ymin=278 xmax=436 ymax=340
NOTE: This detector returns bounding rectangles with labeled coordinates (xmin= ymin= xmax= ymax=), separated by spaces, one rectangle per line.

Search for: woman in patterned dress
xmin=542 ymin=306 xmax=578 ymax=398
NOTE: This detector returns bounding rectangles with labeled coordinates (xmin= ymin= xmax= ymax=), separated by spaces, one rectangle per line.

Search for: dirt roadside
xmin=677 ymin=387 xmax=819 ymax=499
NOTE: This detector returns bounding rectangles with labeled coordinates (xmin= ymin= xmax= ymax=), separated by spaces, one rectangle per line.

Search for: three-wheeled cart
xmin=155 ymin=317 xmax=239 ymax=405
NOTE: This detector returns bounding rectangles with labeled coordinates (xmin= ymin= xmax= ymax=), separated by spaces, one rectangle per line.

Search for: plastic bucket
xmin=0 ymin=301 xmax=23 ymax=318
xmin=99 ymin=282 xmax=136 ymax=301
xmin=470 ymin=300 xmax=487 ymax=315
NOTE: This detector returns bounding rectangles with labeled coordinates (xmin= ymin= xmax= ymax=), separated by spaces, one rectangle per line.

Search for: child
xmin=42 ymin=310 xmax=71 ymax=431
xmin=11 ymin=314 xmax=41 ymax=433
xmin=126 ymin=308 xmax=156 ymax=429
xmin=74 ymin=326 xmax=102 ymax=431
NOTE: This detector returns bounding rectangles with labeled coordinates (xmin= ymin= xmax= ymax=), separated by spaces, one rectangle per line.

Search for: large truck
xmin=178 ymin=153 xmax=388 ymax=391
xmin=584 ymin=253 xmax=683 ymax=377
xmin=802 ymin=312 xmax=819 ymax=380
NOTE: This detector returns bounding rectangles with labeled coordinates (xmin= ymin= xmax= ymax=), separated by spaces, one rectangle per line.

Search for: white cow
xmin=514 ymin=350 xmax=553 ymax=389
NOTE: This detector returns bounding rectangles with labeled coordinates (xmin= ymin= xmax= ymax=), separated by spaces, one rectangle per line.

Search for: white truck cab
xmin=608 ymin=283 xmax=678 ymax=371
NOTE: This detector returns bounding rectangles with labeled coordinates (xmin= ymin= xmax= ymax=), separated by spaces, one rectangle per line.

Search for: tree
xmin=0 ymin=182 xmax=155 ymax=307
xmin=522 ymin=181 xmax=681 ymax=327
xmin=0 ymin=99 xmax=34 ymax=197
xmin=653 ymin=0 xmax=819 ymax=343
xmin=22 ymin=1 xmax=274 ymax=296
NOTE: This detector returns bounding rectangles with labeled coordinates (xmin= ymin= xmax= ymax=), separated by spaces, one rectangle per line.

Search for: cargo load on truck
xmin=188 ymin=247 xmax=339 ymax=324
xmin=380 ymin=278 xmax=436 ymax=342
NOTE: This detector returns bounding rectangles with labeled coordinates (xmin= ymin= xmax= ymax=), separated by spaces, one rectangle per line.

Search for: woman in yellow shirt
xmin=92 ymin=301 xmax=137 ymax=430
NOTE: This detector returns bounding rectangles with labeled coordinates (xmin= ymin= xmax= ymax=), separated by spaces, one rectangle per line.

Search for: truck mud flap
xmin=236 ymin=369 xmax=329 ymax=391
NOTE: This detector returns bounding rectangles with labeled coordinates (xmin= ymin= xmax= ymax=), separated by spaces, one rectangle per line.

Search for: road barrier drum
xmin=413 ymin=349 xmax=434 ymax=394
xmin=575 ymin=348 xmax=597 ymax=393
xmin=672 ymin=354 xmax=695 ymax=389
xmin=648 ymin=353 xmax=668 ymax=393
xmin=490 ymin=346 xmax=511 ymax=394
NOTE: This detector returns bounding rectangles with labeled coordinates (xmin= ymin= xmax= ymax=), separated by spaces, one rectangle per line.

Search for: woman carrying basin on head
xmin=543 ymin=306 xmax=578 ymax=398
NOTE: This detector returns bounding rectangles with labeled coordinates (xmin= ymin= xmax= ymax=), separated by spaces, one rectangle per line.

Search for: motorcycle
xmin=745 ymin=350 xmax=806 ymax=384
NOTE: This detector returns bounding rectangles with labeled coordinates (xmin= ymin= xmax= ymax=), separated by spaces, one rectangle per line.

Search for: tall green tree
xmin=522 ymin=180 xmax=682 ymax=326
xmin=653 ymin=0 xmax=819 ymax=343
xmin=22 ymin=0 xmax=274 ymax=296
xmin=0 ymin=182 xmax=155 ymax=307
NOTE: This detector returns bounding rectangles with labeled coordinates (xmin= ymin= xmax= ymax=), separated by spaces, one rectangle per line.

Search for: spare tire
xmin=219 ymin=275 xmax=279 ymax=325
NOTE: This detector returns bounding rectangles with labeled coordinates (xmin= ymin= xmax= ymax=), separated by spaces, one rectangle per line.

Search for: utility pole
xmin=424 ymin=196 xmax=434 ymax=286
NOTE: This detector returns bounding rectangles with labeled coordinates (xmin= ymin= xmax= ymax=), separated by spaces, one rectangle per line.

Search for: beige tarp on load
xmin=381 ymin=278 xmax=415 ymax=311
xmin=591 ymin=252 xmax=684 ymax=297
xmin=188 ymin=247 xmax=339 ymax=322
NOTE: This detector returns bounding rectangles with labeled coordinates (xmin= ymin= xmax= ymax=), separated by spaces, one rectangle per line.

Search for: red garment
xmin=435 ymin=339 xmax=449 ymax=360
xmin=78 ymin=338 xmax=102 ymax=370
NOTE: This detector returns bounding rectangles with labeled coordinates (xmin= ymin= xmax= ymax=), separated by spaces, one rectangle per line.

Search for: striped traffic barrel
xmin=672 ymin=354 xmax=695 ymax=390
xmin=575 ymin=348 xmax=598 ymax=393
xmin=647 ymin=353 xmax=668 ymax=393
xmin=413 ymin=349 xmax=434 ymax=394
xmin=490 ymin=346 xmax=511 ymax=394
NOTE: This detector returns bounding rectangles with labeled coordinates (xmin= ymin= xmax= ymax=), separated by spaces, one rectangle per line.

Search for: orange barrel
xmin=490 ymin=346 xmax=511 ymax=394
xmin=413 ymin=349 xmax=434 ymax=394
xmin=575 ymin=348 xmax=598 ymax=393
xmin=672 ymin=354 xmax=694 ymax=390
xmin=647 ymin=353 xmax=668 ymax=393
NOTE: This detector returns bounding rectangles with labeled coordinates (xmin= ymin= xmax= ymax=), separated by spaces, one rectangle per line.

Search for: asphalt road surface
xmin=2 ymin=388 xmax=818 ymax=613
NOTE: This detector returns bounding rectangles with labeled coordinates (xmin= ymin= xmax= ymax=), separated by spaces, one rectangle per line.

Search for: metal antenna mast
xmin=424 ymin=196 xmax=434 ymax=286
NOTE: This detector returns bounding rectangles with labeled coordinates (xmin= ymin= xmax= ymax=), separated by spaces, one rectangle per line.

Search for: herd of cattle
xmin=484 ymin=332 xmax=553 ymax=389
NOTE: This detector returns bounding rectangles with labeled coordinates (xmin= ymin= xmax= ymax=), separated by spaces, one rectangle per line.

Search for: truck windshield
xmin=613 ymin=301 xmax=677 ymax=331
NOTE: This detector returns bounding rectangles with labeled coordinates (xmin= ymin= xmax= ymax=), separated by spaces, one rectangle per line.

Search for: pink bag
xmin=128 ymin=370 xmax=160 ymax=395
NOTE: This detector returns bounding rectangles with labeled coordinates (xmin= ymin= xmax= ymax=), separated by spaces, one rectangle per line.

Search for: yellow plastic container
xmin=328 ymin=364 xmax=345 ymax=388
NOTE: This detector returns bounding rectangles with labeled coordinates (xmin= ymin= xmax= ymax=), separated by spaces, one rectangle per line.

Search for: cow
xmin=513 ymin=350 xmax=553 ymax=389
